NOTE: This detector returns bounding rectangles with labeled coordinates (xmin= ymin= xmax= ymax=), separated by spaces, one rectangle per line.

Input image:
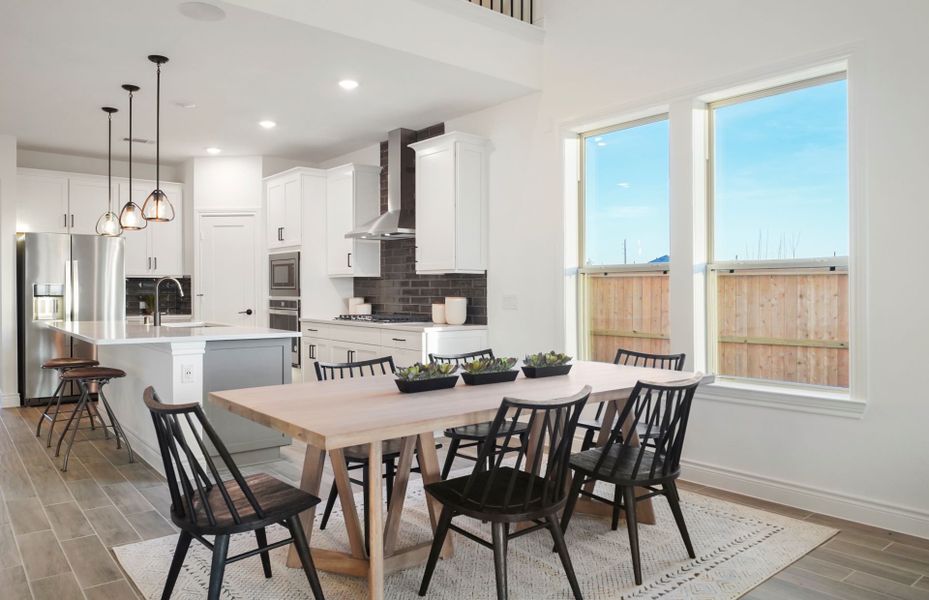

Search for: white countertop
xmin=48 ymin=320 xmax=300 ymax=346
xmin=300 ymin=317 xmax=487 ymax=333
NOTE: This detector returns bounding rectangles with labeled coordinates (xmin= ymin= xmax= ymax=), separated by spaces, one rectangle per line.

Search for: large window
xmin=579 ymin=116 xmax=671 ymax=362
xmin=708 ymin=74 xmax=849 ymax=388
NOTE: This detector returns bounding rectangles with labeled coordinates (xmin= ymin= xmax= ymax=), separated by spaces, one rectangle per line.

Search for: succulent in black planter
xmin=394 ymin=362 xmax=459 ymax=393
xmin=461 ymin=357 xmax=519 ymax=385
xmin=522 ymin=351 xmax=573 ymax=378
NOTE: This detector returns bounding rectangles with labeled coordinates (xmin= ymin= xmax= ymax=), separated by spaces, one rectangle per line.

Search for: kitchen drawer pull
xmin=347 ymin=252 xmax=352 ymax=268
xmin=306 ymin=328 xmax=318 ymax=332
xmin=308 ymin=344 xmax=316 ymax=359
xmin=148 ymin=257 xmax=152 ymax=270
xmin=153 ymin=256 xmax=157 ymax=270
xmin=63 ymin=213 xmax=68 ymax=228
xmin=70 ymin=214 xmax=74 ymax=228
xmin=391 ymin=337 xmax=407 ymax=342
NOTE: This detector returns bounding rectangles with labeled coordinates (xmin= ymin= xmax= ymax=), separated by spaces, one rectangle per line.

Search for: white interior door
xmin=199 ymin=214 xmax=258 ymax=326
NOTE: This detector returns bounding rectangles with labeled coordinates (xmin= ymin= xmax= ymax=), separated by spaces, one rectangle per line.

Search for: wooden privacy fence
xmin=582 ymin=268 xmax=849 ymax=388
xmin=714 ymin=269 xmax=848 ymax=388
xmin=584 ymin=272 xmax=671 ymax=362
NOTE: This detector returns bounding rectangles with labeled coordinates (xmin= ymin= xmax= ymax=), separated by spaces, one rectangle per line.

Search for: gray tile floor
xmin=1 ymin=405 xmax=928 ymax=600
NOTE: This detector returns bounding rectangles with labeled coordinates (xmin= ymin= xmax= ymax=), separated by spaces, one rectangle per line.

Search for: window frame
xmin=705 ymin=71 xmax=851 ymax=390
xmin=577 ymin=113 xmax=672 ymax=361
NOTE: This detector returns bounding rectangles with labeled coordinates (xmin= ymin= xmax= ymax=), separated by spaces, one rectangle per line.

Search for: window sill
xmin=697 ymin=378 xmax=866 ymax=418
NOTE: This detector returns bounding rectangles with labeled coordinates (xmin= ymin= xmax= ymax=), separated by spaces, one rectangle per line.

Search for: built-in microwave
xmin=269 ymin=251 xmax=299 ymax=297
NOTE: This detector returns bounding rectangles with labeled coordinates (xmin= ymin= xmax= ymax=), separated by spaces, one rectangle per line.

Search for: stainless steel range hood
xmin=346 ymin=128 xmax=416 ymax=240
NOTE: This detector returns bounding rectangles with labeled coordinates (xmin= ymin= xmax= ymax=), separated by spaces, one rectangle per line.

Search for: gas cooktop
xmin=335 ymin=314 xmax=431 ymax=324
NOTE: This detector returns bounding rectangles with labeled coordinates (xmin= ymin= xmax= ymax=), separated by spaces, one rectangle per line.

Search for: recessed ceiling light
xmin=258 ymin=120 xmax=277 ymax=129
xmin=205 ymin=147 xmax=222 ymax=155
xmin=176 ymin=101 xmax=197 ymax=109
xmin=338 ymin=79 xmax=359 ymax=91
xmin=178 ymin=2 xmax=226 ymax=21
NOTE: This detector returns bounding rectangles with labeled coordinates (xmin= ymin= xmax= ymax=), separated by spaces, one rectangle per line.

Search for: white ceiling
xmin=0 ymin=0 xmax=532 ymax=164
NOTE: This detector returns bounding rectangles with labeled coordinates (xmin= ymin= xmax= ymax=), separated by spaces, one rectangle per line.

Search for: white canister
xmin=355 ymin=303 xmax=372 ymax=315
xmin=348 ymin=297 xmax=365 ymax=314
xmin=432 ymin=303 xmax=446 ymax=324
xmin=445 ymin=297 xmax=467 ymax=325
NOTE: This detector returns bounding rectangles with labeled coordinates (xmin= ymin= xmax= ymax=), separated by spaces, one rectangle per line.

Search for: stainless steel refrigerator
xmin=17 ymin=232 xmax=125 ymax=404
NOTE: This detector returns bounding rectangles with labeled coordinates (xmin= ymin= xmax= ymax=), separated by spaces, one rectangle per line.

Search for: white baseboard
xmin=1 ymin=392 xmax=20 ymax=408
xmin=681 ymin=458 xmax=929 ymax=539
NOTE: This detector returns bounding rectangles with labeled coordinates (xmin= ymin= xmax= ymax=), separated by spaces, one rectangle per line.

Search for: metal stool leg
xmin=98 ymin=386 xmax=133 ymax=463
xmin=59 ymin=383 xmax=89 ymax=471
xmin=54 ymin=382 xmax=84 ymax=458
xmin=36 ymin=377 xmax=64 ymax=439
xmin=45 ymin=376 xmax=71 ymax=448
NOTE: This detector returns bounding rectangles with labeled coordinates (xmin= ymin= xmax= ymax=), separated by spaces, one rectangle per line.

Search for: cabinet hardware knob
xmin=392 ymin=338 xmax=406 ymax=342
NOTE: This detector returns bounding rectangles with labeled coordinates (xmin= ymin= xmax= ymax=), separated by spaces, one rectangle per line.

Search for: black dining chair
xmin=429 ymin=349 xmax=529 ymax=479
xmin=314 ymin=355 xmax=435 ymax=550
xmin=578 ymin=349 xmax=686 ymax=451
xmin=419 ymin=386 xmax=591 ymax=600
xmin=143 ymin=387 xmax=325 ymax=600
xmin=561 ymin=375 xmax=702 ymax=586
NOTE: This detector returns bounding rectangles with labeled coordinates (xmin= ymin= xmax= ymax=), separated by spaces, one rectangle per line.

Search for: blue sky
xmin=584 ymin=79 xmax=848 ymax=265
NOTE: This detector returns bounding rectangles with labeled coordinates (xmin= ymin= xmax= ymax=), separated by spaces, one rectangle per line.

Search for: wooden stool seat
xmin=60 ymin=366 xmax=126 ymax=380
xmin=42 ymin=357 xmax=99 ymax=370
xmin=55 ymin=365 xmax=133 ymax=471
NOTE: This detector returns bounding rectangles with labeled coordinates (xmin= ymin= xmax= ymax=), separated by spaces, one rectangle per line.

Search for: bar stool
xmin=36 ymin=357 xmax=102 ymax=448
xmin=55 ymin=366 xmax=134 ymax=471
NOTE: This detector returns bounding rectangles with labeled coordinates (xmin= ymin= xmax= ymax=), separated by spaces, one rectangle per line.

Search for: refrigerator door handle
xmin=70 ymin=260 xmax=79 ymax=319
xmin=64 ymin=260 xmax=73 ymax=320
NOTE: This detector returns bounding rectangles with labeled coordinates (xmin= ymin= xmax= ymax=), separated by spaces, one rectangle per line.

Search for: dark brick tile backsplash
xmin=126 ymin=276 xmax=192 ymax=316
xmin=354 ymin=123 xmax=487 ymax=325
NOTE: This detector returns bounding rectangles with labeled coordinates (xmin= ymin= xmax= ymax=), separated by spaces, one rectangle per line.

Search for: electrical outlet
xmin=502 ymin=294 xmax=518 ymax=310
xmin=181 ymin=364 xmax=194 ymax=383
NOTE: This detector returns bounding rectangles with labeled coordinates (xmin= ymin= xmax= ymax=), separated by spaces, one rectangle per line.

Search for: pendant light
xmin=142 ymin=55 xmax=175 ymax=222
xmin=95 ymin=106 xmax=122 ymax=236
xmin=118 ymin=84 xmax=147 ymax=230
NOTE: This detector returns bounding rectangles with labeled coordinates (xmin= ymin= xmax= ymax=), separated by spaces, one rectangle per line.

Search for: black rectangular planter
xmin=394 ymin=375 xmax=459 ymax=394
xmin=521 ymin=364 xmax=573 ymax=378
xmin=461 ymin=370 xmax=520 ymax=386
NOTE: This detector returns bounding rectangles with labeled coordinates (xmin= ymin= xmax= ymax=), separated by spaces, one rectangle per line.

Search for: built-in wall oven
xmin=269 ymin=297 xmax=301 ymax=368
xmin=269 ymin=251 xmax=299 ymax=297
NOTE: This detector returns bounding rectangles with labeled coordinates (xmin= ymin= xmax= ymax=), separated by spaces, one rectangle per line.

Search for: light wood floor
xmin=1 ymin=404 xmax=928 ymax=600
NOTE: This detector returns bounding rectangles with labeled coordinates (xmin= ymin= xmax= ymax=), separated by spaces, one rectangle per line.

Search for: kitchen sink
xmin=160 ymin=321 xmax=225 ymax=328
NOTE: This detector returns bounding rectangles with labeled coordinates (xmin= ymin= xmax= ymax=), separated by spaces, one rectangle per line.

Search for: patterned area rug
xmin=114 ymin=478 xmax=835 ymax=599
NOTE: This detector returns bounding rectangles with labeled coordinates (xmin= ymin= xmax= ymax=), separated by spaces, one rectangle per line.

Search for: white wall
xmin=191 ymin=156 xmax=263 ymax=211
xmin=316 ymin=144 xmax=380 ymax=170
xmin=0 ymin=135 xmax=18 ymax=406
xmin=17 ymin=148 xmax=182 ymax=183
xmin=439 ymin=0 xmax=929 ymax=536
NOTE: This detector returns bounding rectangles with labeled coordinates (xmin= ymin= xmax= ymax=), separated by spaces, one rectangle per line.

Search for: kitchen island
xmin=48 ymin=320 xmax=300 ymax=472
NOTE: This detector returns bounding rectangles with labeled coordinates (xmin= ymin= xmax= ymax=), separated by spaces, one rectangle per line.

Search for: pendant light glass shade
xmin=96 ymin=106 xmax=122 ymax=237
xmin=142 ymin=55 xmax=174 ymax=222
xmin=119 ymin=84 xmax=147 ymax=230
xmin=142 ymin=188 xmax=174 ymax=221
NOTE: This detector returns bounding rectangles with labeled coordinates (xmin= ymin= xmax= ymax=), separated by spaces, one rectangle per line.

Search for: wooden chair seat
xmin=425 ymin=467 xmax=557 ymax=522
xmin=444 ymin=419 xmax=529 ymax=441
xmin=343 ymin=438 xmax=406 ymax=461
xmin=570 ymin=446 xmax=671 ymax=485
xmin=184 ymin=473 xmax=320 ymax=534
xmin=60 ymin=366 xmax=126 ymax=380
xmin=42 ymin=357 xmax=99 ymax=370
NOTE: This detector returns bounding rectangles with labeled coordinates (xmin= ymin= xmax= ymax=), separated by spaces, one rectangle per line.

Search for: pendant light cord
xmin=128 ymin=88 xmax=133 ymax=195
xmin=107 ymin=112 xmax=112 ymax=211
xmin=155 ymin=62 xmax=160 ymax=190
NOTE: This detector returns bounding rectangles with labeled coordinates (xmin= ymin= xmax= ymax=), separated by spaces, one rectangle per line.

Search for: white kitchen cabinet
xmin=16 ymin=170 xmax=69 ymax=233
xmin=118 ymin=181 xmax=184 ymax=276
xmin=409 ymin=132 xmax=489 ymax=275
xmin=325 ymin=164 xmax=381 ymax=277
xmin=67 ymin=176 xmax=115 ymax=236
xmin=300 ymin=320 xmax=488 ymax=374
xmin=265 ymin=170 xmax=302 ymax=249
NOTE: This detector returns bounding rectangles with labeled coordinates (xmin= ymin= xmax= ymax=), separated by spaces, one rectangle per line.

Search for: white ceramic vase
xmin=432 ymin=303 xmax=446 ymax=324
xmin=445 ymin=297 xmax=467 ymax=325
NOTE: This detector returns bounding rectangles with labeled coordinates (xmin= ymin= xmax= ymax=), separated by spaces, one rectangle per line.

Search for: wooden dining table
xmin=209 ymin=360 xmax=702 ymax=600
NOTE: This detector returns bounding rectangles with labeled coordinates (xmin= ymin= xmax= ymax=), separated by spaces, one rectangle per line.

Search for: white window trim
xmin=698 ymin=378 xmax=865 ymax=419
xmin=701 ymin=64 xmax=866 ymax=410
xmin=561 ymin=47 xmax=868 ymax=417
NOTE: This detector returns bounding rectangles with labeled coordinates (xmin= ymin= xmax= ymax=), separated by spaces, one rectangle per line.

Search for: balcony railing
xmin=468 ymin=0 xmax=535 ymax=24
